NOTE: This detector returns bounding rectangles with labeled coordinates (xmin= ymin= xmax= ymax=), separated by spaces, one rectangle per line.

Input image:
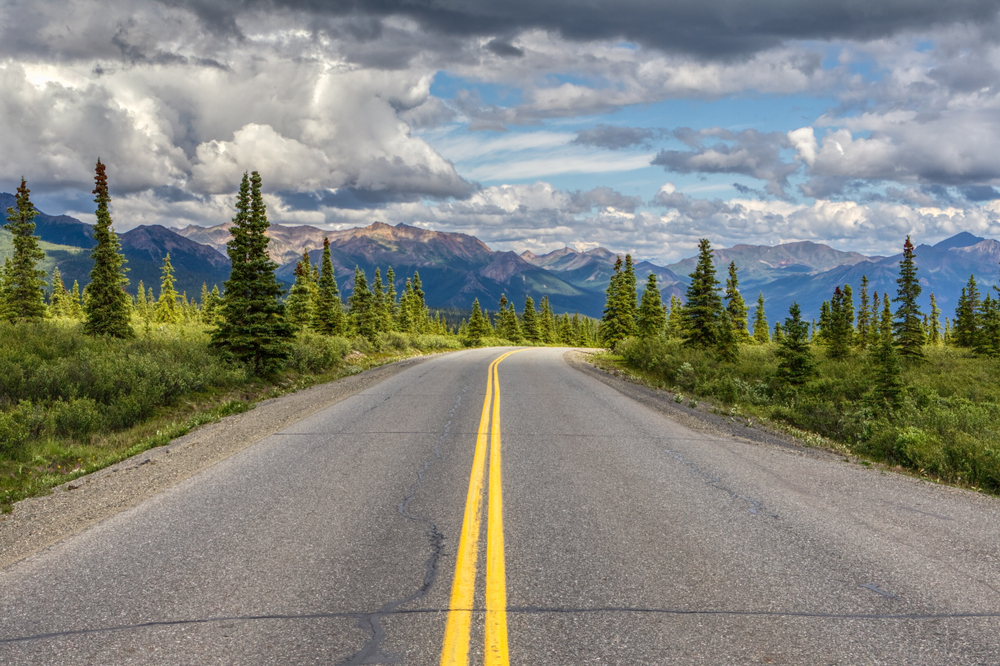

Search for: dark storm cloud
xmin=165 ymin=0 xmax=1000 ymax=58
xmin=571 ymin=125 xmax=664 ymax=150
xmin=485 ymin=39 xmax=524 ymax=58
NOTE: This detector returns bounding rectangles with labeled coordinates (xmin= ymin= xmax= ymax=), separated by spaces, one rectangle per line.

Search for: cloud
xmin=165 ymin=0 xmax=1000 ymax=59
xmin=571 ymin=125 xmax=664 ymax=150
xmin=652 ymin=128 xmax=798 ymax=198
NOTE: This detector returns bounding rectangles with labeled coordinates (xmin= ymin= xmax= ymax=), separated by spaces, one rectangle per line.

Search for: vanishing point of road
xmin=3 ymin=347 xmax=999 ymax=664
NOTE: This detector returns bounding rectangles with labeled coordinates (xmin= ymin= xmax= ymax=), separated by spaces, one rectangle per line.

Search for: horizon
xmin=5 ymin=2 xmax=1000 ymax=264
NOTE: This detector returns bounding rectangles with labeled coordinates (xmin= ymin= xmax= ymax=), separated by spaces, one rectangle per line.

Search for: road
xmin=2 ymin=347 xmax=1000 ymax=665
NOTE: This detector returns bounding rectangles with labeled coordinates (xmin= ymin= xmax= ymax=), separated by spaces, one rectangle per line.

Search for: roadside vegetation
xmin=0 ymin=166 xmax=598 ymax=511
xmin=597 ymin=237 xmax=1000 ymax=495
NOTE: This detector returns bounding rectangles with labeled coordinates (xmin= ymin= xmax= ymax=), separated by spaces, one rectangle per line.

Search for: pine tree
xmin=496 ymin=294 xmax=522 ymax=341
xmin=83 ymin=159 xmax=133 ymax=338
xmin=385 ymin=266 xmax=397 ymax=330
xmin=954 ymin=276 xmax=980 ymax=348
xmin=466 ymin=298 xmax=492 ymax=342
xmin=975 ymin=294 xmax=1000 ymax=357
xmin=558 ymin=313 xmax=573 ymax=345
xmin=872 ymin=292 xmax=903 ymax=406
xmin=286 ymin=251 xmax=315 ymax=332
xmin=3 ymin=178 xmax=47 ymax=320
xmin=521 ymin=295 xmax=540 ymax=343
xmin=893 ymin=236 xmax=924 ymax=359
xmin=211 ymin=171 xmax=292 ymax=373
xmin=48 ymin=266 xmax=68 ymax=317
xmin=67 ymin=280 xmax=84 ymax=319
xmin=666 ymin=294 xmax=684 ymax=339
xmin=826 ymin=286 xmax=852 ymax=359
xmin=371 ymin=268 xmax=388 ymax=334
xmin=637 ymin=272 xmax=667 ymax=338
xmin=350 ymin=266 xmax=379 ymax=340
xmin=752 ymin=292 xmax=769 ymax=343
xmin=539 ymin=295 xmax=557 ymax=343
xmin=724 ymin=262 xmax=750 ymax=342
xmin=856 ymin=275 xmax=872 ymax=348
xmin=716 ymin=309 xmax=739 ymax=362
xmin=924 ymin=292 xmax=940 ymax=345
xmin=410 ymin=271 xmax=428 ymax=333
xmin=772 ymin=321 xmax=784 ymax=343
xmin=776 ymin=302 xmax=814 ymax=386
xmin=313 ymin=239 xmax=345 ymax=336
xmin=600 ymin=256 xmax=627 ymax=345
xmin=153 ymin=253 xmax=182 ymax=323
xmin=682 ymin=239 xmax=723 ymax=349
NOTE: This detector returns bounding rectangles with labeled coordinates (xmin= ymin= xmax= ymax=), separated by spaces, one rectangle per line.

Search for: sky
xmin=5 ymin=0 xmax=1000 ymax=264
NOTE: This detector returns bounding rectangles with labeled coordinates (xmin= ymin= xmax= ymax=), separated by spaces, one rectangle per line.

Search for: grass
xmin=601 ymin=336 xmax=1000 ymax=495
xmin=0 ymin=319 xmax=463 ymax=512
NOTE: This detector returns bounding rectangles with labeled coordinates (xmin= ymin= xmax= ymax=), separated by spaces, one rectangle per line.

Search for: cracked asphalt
xmin=2 ymin=347 xmax=1000 ymax=664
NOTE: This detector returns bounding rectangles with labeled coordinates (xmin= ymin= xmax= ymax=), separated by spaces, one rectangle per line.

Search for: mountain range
xmin=3 ymin=191 xmax=1000 ymax=324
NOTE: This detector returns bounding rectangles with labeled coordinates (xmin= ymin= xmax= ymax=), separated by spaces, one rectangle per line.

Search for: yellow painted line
xmin=485 ymin=354 xmax=509 ymax=666
xmin=440 ymin=349 xmax=523 ymax=666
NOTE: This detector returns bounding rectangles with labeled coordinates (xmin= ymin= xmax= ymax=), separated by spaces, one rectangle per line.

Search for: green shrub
xmin=288 ymin=333 xmax=351 ymax=373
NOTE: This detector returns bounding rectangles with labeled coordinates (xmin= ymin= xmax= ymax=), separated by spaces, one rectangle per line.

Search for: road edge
xmin=0 ymin=355 xmax=429 ymax=571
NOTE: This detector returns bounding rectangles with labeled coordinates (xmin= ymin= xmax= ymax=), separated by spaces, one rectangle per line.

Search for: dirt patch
xmin=0 ymin=356 xmax=427 ymax=571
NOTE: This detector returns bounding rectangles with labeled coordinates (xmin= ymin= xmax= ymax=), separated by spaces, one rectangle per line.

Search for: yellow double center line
xmin=440 ymin=349 xmax=524 ymax=666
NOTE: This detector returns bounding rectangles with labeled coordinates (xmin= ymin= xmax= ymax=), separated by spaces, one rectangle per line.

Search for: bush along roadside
xmin=598 ymin=336 xmax=1000 ymax=495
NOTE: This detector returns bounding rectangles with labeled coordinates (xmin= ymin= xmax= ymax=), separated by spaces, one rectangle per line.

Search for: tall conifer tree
xmin=682 ymin=238 xmax=723 ymax=349
xmin=724 ymin=262 xmax=750 ymax=342
xmin=154 ymin=253 xmax=182 ymax=323
xmin=893 ymin=235 xmax=924 ymax=359
xmin=211 ymin=171 xmax=292 ymax=373
xmin=83 ymin=160 xmax=133 ymax=338
xmin=3 ymin=178 xmax=46 ymax=320
xmin=752 ymin=292 xmax=769 ymax=343
xmin=521 ymin=295 xmax=540 ymax=343
xmin=637 ymin=273 xmax=666 ymax=338
xmin=776 ymin=302 xmax=814 ymax=385
xmin=856 ymin=275 xmax=872 ymax=348
xmin=286 ymin=252 xmax=316 ymax=332
xmin=928 ymin=293 xmax=942 ymax=345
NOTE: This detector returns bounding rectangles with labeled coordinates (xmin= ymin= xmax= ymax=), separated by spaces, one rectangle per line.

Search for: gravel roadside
xmin=0 ymin=355 xmax=428 ymax=571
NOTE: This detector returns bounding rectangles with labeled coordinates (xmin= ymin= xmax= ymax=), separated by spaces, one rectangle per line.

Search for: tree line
xmin=1 ymin=163 xmax=598 ymax=375
xmin=599 ymin=235 xmax=1000 ymax=397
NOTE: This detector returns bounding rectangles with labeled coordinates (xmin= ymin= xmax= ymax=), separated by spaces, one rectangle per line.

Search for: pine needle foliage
xmin=682 ymin=239 xmax=723 ymax=349
xmin=893 ymin=235 xmax=924 ymax=359
xmin=3 ymin=178 xmax=46 ymax=321
xmin=775 ymin=302 xmax=814 ymax=385
xmin=83 ymin=160 xmax=133 ymax=338
xmin=521 ymin=295 xmax=540 ymax=342
xmin=752 ymin=292 xmax=769 ymax=343
xmin=724 ymin=262 xmax=750 ymax=342
xmin=637 ymin=272 xmax=667 ymax=338
xmin=211 ymin=171 xmax=292 ymax=374
xmin=154 ymin=253 xmax=182 ymax=323
xmin=313 ymin=238 xmax=344 ymax=335
xmin=285 ymin=250 xmax=315 ymax=331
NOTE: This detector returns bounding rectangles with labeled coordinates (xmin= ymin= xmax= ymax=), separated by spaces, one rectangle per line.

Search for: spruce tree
xmin=976 ymin=294 xmax=1000 ymax=357
xmin=385 ymin=266 xmax=397 ymax=330
xmin=372 ymin=268 xmax=388 ymax=334
xmin=892 ymin=235 xmax=924 ymax=359
xmin=68 ymin=280 xmax=84 ymax=319
xmin=49 ymin=266 xmax=68 ymax=318
xmin=521 ymin=295 xmax=540 ymax=343
xmin=620 ymin=254 xmax=638 ymax=336
xmin=600 ymin=256 xmax=626 ymax=345
xmin=314 ymin=239 xmax=345 ymax=335
xmin=466 ymin=298 xmax=492 ymax=342
xmin=666 ymin=294 xmax=684 ymax=339
xmin=826 ymin=286 xmax=852 ymax=359
xmin=772 ymin=321 xmax=784 ymax=342
xmin=872 ymin=292 xmax=903 ymax=406
xmin=682 ymin=238 xmax=723 ymax=349
xmin=724 ymin=262 xmax=750 ymax=342
xmin=856 ymin=275 xmax=872 ymax=349
xmin=286 ymin=251 xmax=315 ymax=332
xmin=83 ymin=159 xmax=133 ymax=338
xmin=716 ymin=309 xmax=739 ymax=363
xmin=928 ymin=293 xmax=942 ymax=345
xmin=3 ymin=178 xmax=47 ymax=320
xmin=350 ymin=266 xmax=379 ymax=340
xmin=496 ymin=294 xmax=522 ymax=341
xmin=411 ymin=271 xmax=428 ymax=333
xmin=954 ymin=277 xmax=981 ymax=348
xmin=775 ymin=302 xmax=814 ymax=386
xmin=637 ymin=273 xmax=667 ymax=338
xmin=153 ymin=253 xmax=182 ymax=323
xmin=211 ymin=171 xmax=292 ymax=373
xmin=752 ymin=292 xmax=769 ymax=343
xmin=539 ymin=295 xmax=557 ymax=343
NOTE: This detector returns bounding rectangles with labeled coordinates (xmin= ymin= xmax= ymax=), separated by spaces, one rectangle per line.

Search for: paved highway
xmin=3 ymin=347 xmax=1000 ymax=664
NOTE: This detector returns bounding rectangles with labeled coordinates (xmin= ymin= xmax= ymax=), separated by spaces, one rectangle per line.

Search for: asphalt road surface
xmin=3 ymin=347 xmax=1000 ymax=665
